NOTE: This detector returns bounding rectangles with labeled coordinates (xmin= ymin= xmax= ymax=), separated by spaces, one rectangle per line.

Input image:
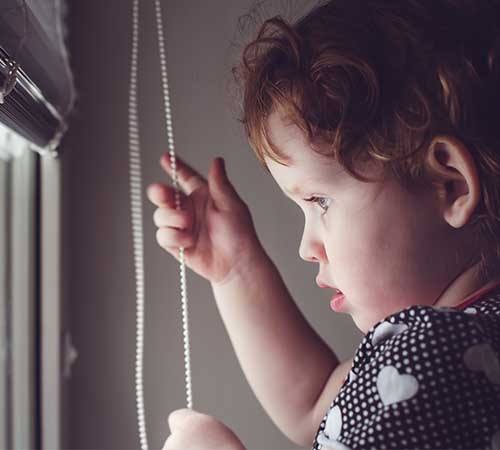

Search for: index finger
xmin=146 ymin=183 xmax=175 ymax=208
xmin=159 ymin=153 xmax=206 ymax=196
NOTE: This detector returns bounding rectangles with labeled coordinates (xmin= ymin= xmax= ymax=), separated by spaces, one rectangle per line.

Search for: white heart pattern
xmin=464 ymin=306 xmax=478 ymax=314
xmin=377 ymin=365 xmax=419 ymax=406
xmin=316 ymin=405 xmax=353 ymax=450
xmin=372 ymin=321 xmax=409 ymax=347
xmin=316 ymin=433 xmax=352 ymax=450
xmin=463 ymin=342 xmax=500 ymax=385
xmin=324 ymin=405 xmax=342 ymax=440
xmin=318 ymin=434 xmax=351 ymax=450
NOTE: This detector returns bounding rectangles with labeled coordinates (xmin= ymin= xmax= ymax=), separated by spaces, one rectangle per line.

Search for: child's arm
xmin=211 ymin=241 xmax=347 ymax=447
xmin=149 ymin=156 xmax=350 ymax=446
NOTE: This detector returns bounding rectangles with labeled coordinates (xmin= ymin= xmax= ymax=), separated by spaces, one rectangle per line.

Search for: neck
xmin=433 ymin=258 xmax=500 ymax=308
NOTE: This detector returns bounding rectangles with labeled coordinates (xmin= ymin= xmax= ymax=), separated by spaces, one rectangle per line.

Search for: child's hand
xmin=162 ymin=408 xmax=246 ymax=450
xmin=147 ymin=154 xmax=262 ymax=285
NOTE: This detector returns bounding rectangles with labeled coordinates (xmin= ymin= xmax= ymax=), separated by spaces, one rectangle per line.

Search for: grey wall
xmin=62 ymin=1 xmax=363 ymax=449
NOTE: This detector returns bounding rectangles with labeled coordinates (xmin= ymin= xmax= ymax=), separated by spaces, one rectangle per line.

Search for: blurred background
xmin=0 ymin=0 xmax=362 ymax=448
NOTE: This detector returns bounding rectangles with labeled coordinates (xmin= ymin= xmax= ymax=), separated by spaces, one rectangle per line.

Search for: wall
xmin=63 ymin=1 xmax=362 ymax=448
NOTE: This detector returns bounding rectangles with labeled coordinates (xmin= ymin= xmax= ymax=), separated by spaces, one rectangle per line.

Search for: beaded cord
xmin=128 ymin=1 xmax=193 ymax=449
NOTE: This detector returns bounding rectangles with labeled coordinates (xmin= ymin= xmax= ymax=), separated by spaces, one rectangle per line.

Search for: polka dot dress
xmin=311 ymin=283 xmax=500 ymax=450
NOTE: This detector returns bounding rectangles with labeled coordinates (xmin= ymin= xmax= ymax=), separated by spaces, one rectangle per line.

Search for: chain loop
xmin=129 ymin=1 xmax=192 ymax=450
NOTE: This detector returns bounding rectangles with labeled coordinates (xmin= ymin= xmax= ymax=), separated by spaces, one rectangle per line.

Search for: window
xmin=0 ymin=123 xmax=38 ymax=449
xmin=0 ymin=0 xmax=74 ymax=445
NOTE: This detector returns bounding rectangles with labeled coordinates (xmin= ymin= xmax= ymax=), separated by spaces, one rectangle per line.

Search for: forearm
xmin=210 ymin=241 xmax=340 ymax=444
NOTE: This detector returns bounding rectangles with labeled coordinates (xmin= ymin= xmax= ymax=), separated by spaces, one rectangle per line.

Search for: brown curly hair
xmin=229 ymin=0 xmax=500 ymax=281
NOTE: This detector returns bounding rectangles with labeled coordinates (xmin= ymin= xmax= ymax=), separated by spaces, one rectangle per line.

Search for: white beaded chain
xmin=153 ymin=0 xmax=193 ymax=411
xmin=128 ymin=1 xmax=193 ymax=450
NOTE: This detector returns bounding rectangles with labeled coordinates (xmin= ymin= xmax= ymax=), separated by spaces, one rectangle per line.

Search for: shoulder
xmin=312 ymin=302 xmax=500 ymax=450
xmin=351 ymin=301 xmax=500 ymax=378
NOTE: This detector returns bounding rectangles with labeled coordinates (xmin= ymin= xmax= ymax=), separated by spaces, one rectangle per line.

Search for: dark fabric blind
xmin=0 ymin=0 xmax=75 ymax=152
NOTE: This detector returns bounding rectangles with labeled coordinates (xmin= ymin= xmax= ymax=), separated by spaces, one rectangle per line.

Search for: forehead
xmin=266 ymin=111 xmax=312 ymax=160
xmin=265 ymin=111 xmax=341 ymax=193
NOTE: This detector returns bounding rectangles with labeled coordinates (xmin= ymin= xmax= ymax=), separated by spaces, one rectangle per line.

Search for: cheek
xmin=348 ymin=198 xmax=442 ymax=290
xmin=325 ymin=204 xmax=392 ymax=261
xmin=324 ymin=198 xmax=418 ymax=293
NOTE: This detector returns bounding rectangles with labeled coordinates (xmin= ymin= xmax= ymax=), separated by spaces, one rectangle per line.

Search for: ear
xmin=425 ymin=135 xmax=481 ymax=229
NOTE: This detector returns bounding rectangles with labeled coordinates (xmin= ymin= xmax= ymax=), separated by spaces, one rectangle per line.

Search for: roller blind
xmin=0 ymin=0 xmax=75 ymax=156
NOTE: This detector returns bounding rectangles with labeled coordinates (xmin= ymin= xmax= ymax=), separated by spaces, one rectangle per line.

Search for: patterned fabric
xmin=311 ymin=283 xmax=500 ymax=450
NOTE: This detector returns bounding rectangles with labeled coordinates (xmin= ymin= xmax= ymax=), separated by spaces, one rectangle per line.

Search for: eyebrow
xmin=284 ymin=166 xmax=342 ymax=197
xmin=283 ymin=177 xmax=338 ymax=198
xmin=283 ymin=182 xmax=318 ymax=198
xmin=284 ymin=184 xmax=304 ymax=195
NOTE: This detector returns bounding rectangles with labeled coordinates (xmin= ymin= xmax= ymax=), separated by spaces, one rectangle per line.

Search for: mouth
xmin=330 ymin=292 xmax=346 ymax=311
xmin=316 ymin=279 xmax=343 ymax=295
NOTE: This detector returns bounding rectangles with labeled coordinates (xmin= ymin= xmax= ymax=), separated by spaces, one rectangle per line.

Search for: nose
xmin=298 ymin=223 xmax=324 ymax=262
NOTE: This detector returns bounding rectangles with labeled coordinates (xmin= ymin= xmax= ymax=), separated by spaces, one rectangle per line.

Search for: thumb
xmin=207 ymin=157 xmax=241 ymax=211
xmin=168 ymin=408 xmax=194 ymax=432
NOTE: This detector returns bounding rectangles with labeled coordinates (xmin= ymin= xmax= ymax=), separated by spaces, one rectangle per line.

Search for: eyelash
xmin=304 ymin=196 xmax=331 ymax=214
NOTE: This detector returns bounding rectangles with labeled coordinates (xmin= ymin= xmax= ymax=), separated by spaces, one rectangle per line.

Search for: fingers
xmin=147 ymin=183 xmax=186 ymax=209
xmin=156 ymin=227 xmax=195 ymax=249
xmin=159 ymin=153 xmax=206 ymax=196
xmin=153 ymin=206 xmax=193 ymax=230
xmin=149 ymin=153 xmax=203 ymax=257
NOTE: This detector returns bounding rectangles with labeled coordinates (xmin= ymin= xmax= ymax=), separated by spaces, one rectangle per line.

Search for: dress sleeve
xmin=312 ymin=306 xmax=500 ymax=450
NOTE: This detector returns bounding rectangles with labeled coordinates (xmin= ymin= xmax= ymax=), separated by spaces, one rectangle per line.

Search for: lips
xmin=330 ymin=292 xmax=346 ymax=311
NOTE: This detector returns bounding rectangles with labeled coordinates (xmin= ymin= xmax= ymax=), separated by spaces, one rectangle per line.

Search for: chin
xmin=353 ymin=315 xmax=373 ymax=335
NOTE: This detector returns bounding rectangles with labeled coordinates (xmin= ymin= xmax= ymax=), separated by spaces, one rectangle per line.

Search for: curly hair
xmin=230 ymin=0 xmax=500 ymax=281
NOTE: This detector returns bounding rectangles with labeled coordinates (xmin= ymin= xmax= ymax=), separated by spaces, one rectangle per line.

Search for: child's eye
xmin=305 ymin=196 xmax=331 ymax=214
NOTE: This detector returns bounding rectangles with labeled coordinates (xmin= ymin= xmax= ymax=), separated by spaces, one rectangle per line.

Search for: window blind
xmin=0 ymin=0 xmax=75 ymax=156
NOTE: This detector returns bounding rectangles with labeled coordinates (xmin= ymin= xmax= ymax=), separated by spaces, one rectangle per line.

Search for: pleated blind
xmin=0 ymin=0 xmax=75 ymax=156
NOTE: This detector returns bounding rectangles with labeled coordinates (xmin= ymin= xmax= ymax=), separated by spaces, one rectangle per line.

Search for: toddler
xmin=148 ymin=1 xmax=500 ymax=449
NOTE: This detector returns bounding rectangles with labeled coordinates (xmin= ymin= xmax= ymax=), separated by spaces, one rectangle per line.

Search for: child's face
xmin=264 ymin=111 xmax=464 ymax=334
